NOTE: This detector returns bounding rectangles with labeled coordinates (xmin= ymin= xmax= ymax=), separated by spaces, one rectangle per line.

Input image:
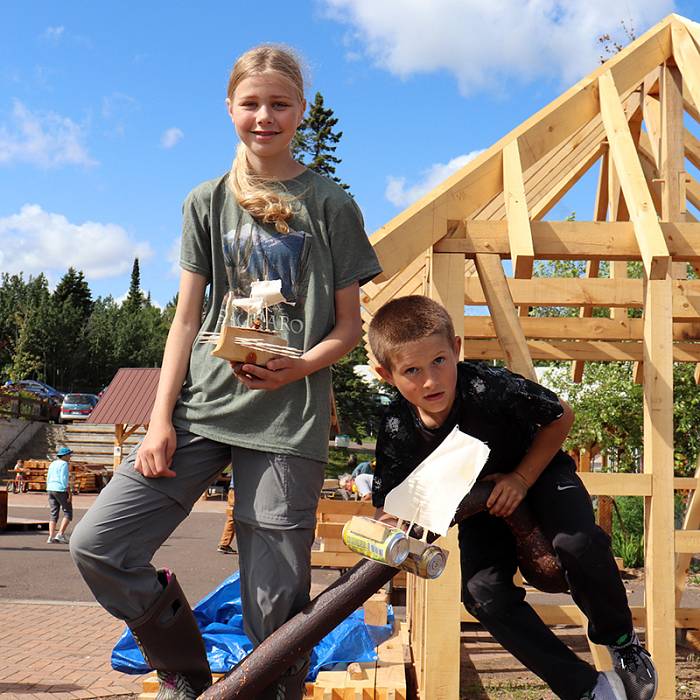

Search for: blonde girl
xmin=71 ymin=45 xmax=381 ymax=700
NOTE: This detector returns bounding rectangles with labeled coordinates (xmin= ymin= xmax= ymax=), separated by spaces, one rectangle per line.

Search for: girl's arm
xmin=485 ymin=399 xmax=575 ymax=517
xmin=134 ymin=270 xmax=207 ymax=478
xmin=232 ymin=282 xmax=362 ymax=391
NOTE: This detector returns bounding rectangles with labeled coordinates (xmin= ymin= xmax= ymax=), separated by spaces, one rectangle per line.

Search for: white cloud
xmin=161 ymin=127 xmax=184 ymax=149
xmin=0 ymin=204 xmax=153 ymax=281
xmin=43 ymin=26 xmax=65 ymax=40
xmin=385 ymin=150 xmax=484 ymax=207
xmin=0 ymin=100 xmax=96 ymax=168
xmin=323 ymin=0 xmax=675 ymax=93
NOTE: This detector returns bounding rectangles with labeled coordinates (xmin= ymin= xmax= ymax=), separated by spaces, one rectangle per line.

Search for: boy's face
xmin=376 ymin=333 xmax=461 ymax=429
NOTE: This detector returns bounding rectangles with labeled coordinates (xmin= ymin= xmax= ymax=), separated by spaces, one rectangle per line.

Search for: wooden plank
xmin=369 ymin=20 xmax=673 ymax=282
xmin=463 ymin=276 xmax=700 ymax=320
xmin=674 ymin=529 xmax=700 ymax=553
xmin=460 ymin=338 xmax=700 ymax=363
xmin=503 ymin=139 xmax=534 ymax=277
xmin=642 ymin=273 xmax=676 ymax=699
xmin=673 ymin=21 xmax=700 ymax=139
xmin=362 ymin=255 xmax=426 ymax=312
xmin=599 ymin=70 xmax=670 ymax=279
xmin=462 ymin=316 xmax=700 ymax=341
xmin=474 ymin=253 xmax=535 ymax=380
xmin=461 ymin=604 xmax=700 ymax=628
xmin=440 ymin=220 xmax=700 ymax=262
xmin=577 ymin=472 xmax=652 ymax=496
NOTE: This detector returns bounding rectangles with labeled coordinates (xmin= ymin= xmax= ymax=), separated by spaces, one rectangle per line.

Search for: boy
xmin=368 ymin=295 xmax=657 ymax=700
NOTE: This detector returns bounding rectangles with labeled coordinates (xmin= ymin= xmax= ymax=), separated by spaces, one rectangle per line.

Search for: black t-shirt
xmin=372 ymin=361 xmax=570 ymax=508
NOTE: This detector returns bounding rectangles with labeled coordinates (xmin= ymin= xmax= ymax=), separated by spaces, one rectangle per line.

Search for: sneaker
xmin=46 ymin=536 xmax=54 ymax=544
xmin=217 ymin=544 xmax=235 ymax=554
xmin=53 ymin=533 xmax=69 ymax=544
xmin=608 ymin=632 xmax=658 ymax=700
xmin=580 ymin=671 xmax=628 ymax=699
xmin=156 ymin=671 xmax=209 ymax=700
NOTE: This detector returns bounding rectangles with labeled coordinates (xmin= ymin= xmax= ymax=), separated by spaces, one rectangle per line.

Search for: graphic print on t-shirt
xmin=222 ymin=217 xmax=310 ymax=336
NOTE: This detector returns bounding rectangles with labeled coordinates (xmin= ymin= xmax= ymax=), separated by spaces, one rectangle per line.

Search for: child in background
xmin=11 ymin=459 xmax=27 ymax=492
xmin=368 ymin=295 xmax=657 ymax=700
xmin=70 ymin=44 xmax=381 ymax=700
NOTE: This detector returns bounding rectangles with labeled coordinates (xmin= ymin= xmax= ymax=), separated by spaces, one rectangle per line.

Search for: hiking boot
xmin=608 ymin=632 xmax=658 ymax=700
xmin=580 ymin=671 xmax=628 ymax=699
xmin=155 ymin=671 xmax=202 ymax=700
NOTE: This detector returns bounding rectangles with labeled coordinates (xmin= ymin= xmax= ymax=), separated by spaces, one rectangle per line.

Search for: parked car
xmin=60 ymin=393 xmax=99 ymax=423
xmin=14 ymin=379 xmax=64 ymax=403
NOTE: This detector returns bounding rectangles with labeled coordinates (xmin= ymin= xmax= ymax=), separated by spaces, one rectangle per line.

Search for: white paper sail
xmin=231 ymin=296 xmax=264 ymax=314
xmin=250 ymin=279 xmax=286 ymax=307
xmin=383 ymin=425 xmax=491 ymax=536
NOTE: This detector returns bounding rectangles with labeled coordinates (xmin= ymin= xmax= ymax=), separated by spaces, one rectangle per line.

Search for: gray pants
xmin=48 ymin=490 xmax=73 ymax=522
xmin=70 ymin=427 xmax=324 ymax=648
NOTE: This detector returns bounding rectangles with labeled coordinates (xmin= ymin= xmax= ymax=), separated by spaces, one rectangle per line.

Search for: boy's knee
xmin=462 ymin=574 xmax=524 ymax=620
xmin=552 ymin=528 xmax=610 ymax=567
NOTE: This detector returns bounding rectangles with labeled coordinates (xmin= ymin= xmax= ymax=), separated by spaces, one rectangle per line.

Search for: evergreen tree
xmin=53 ymin=267 xmax=93 ymax=319
xmin=124 ymin=258 xmax=144 ymax=312
xmin=292 ymin=92 xmax=349 ymax=190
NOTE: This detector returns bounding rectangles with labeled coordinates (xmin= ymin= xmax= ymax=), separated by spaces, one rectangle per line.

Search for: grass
xmin=325 ymin=447 xmax=374 ymax=478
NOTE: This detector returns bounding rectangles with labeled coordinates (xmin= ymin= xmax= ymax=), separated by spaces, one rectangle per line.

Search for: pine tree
xmin=124 ymin=258 xmax=144 ymax=312
xmin=292 ymin=92 xmax=349 ymax=190
xmin=53 ymin=267 xmax=93 ymax=318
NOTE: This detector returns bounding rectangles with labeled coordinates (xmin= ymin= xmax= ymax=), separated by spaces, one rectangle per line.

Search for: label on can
xmin=342 ymin=516 xmax=409 ymax=567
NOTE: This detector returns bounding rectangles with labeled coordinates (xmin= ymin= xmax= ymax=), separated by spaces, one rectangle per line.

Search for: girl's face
xmin=227 ymin=73 xmax=305 ymax=167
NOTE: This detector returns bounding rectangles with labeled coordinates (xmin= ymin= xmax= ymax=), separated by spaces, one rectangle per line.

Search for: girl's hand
xmin=483 ymin=472 xmax=529 ymax=518
xmin=230 ymin=356 xmax=308 ymax=390
xmin=134 ymin=422 xmax=177 ymax=478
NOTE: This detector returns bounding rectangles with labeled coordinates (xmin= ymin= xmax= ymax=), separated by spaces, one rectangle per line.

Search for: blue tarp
xmin=111 ymin=570 xmax=394 ymax=681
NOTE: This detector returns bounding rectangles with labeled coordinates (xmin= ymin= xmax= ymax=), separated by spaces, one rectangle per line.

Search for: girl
xmin=70 ymin=45 xmax=381 ymax=700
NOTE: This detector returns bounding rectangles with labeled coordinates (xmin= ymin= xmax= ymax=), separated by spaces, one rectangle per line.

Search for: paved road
xmin=2 ymin=493 xmax=337 ymax=605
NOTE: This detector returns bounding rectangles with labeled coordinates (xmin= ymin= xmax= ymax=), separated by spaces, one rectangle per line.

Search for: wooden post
xmin=422 ymin=252 xmax=464 ymax=700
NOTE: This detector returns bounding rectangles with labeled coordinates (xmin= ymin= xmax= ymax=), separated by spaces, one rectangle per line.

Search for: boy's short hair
xmin=368 ymin=295 xmax=456 ymax=370
xmin=338 ymin=473 xmax=352 ymax=488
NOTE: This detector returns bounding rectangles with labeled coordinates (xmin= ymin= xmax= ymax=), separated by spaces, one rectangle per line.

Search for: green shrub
xmin=612 ymin=530 xmax=644 ymax=568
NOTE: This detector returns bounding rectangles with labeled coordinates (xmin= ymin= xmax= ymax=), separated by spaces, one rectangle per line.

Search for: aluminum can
xmin=401 ymin=544 xmax=448 ymax=579
xmin=342 ymin=516 xmax=409 ymax=567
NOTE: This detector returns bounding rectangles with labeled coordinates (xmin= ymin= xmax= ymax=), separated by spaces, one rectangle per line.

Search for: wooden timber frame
xmin=360 ymin=14 xmax=700 ymax=700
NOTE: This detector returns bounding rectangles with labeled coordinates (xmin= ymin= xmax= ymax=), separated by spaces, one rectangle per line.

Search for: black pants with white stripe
xmin=459 ymin=457 xmax=633 ymax=700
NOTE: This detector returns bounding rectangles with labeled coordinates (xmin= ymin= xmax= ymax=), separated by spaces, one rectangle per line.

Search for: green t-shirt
xmin=172 ymin=169 xmax=382 ymax=462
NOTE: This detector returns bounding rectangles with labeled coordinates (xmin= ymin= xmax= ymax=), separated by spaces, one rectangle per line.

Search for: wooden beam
xmin=474 ymin=253 xmax=536 ymax=380
xmin=599 ymin=70 xmax=671 ymax=279
xmin=460 ymin=338 xmax=700 ymax=363
xmin=462 ymin=316 xmax=700 ymax=341
xmin=503 ymin=140 xmax=534 ymax=277
xmin=440 ymin=220 xmax=700 ymax=262
xmin=578 ymin=472 xmax=652 ymax=496
xmin=462 ymin=603 xmax=700 ymax=629
xmin=642 ymin=273 xmax=676 ymax=696
xmin=362 ymin=255 xmax=426 ymax=313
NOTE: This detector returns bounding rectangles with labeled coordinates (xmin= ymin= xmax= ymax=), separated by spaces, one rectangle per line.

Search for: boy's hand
xmin=483 ymin=472 xmax=529 ymax=518
xmin=230 ymin=357 xmax=308 ymax=390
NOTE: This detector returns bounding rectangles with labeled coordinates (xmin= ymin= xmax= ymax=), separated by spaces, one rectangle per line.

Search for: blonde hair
xmin=227 ymin=44 xmax=305 ymax=233
xmin=368 ymin=295 xmax=456 ymax=370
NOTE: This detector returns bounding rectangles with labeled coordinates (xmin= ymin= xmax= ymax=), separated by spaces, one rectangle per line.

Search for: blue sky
xmin=0 ymin=0 xmax=694 ymax=306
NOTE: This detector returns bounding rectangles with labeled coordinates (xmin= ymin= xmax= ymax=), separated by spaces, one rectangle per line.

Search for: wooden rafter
xmin=503 ymin=140 xmax=534 ymax=278
xmin=599 ymin=70 xmax=670 ymax=279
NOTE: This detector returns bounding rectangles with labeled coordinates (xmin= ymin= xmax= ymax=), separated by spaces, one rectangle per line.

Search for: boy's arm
xmin=485 ymin=399 xmax=574 ymax=518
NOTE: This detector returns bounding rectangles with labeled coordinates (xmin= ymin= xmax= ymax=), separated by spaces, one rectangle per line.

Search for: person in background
xmin=12 ymin=459 xmax=28 ymax=493
xmin=351 ymin=458 xmax=374 ymax=478
xmin=217 ymin=472 xmax=236 ymax=554
xmin=338 ymin=472 xmax=373 ymax=501
xmin=46 ymin=447 xmax=73 ymax=544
